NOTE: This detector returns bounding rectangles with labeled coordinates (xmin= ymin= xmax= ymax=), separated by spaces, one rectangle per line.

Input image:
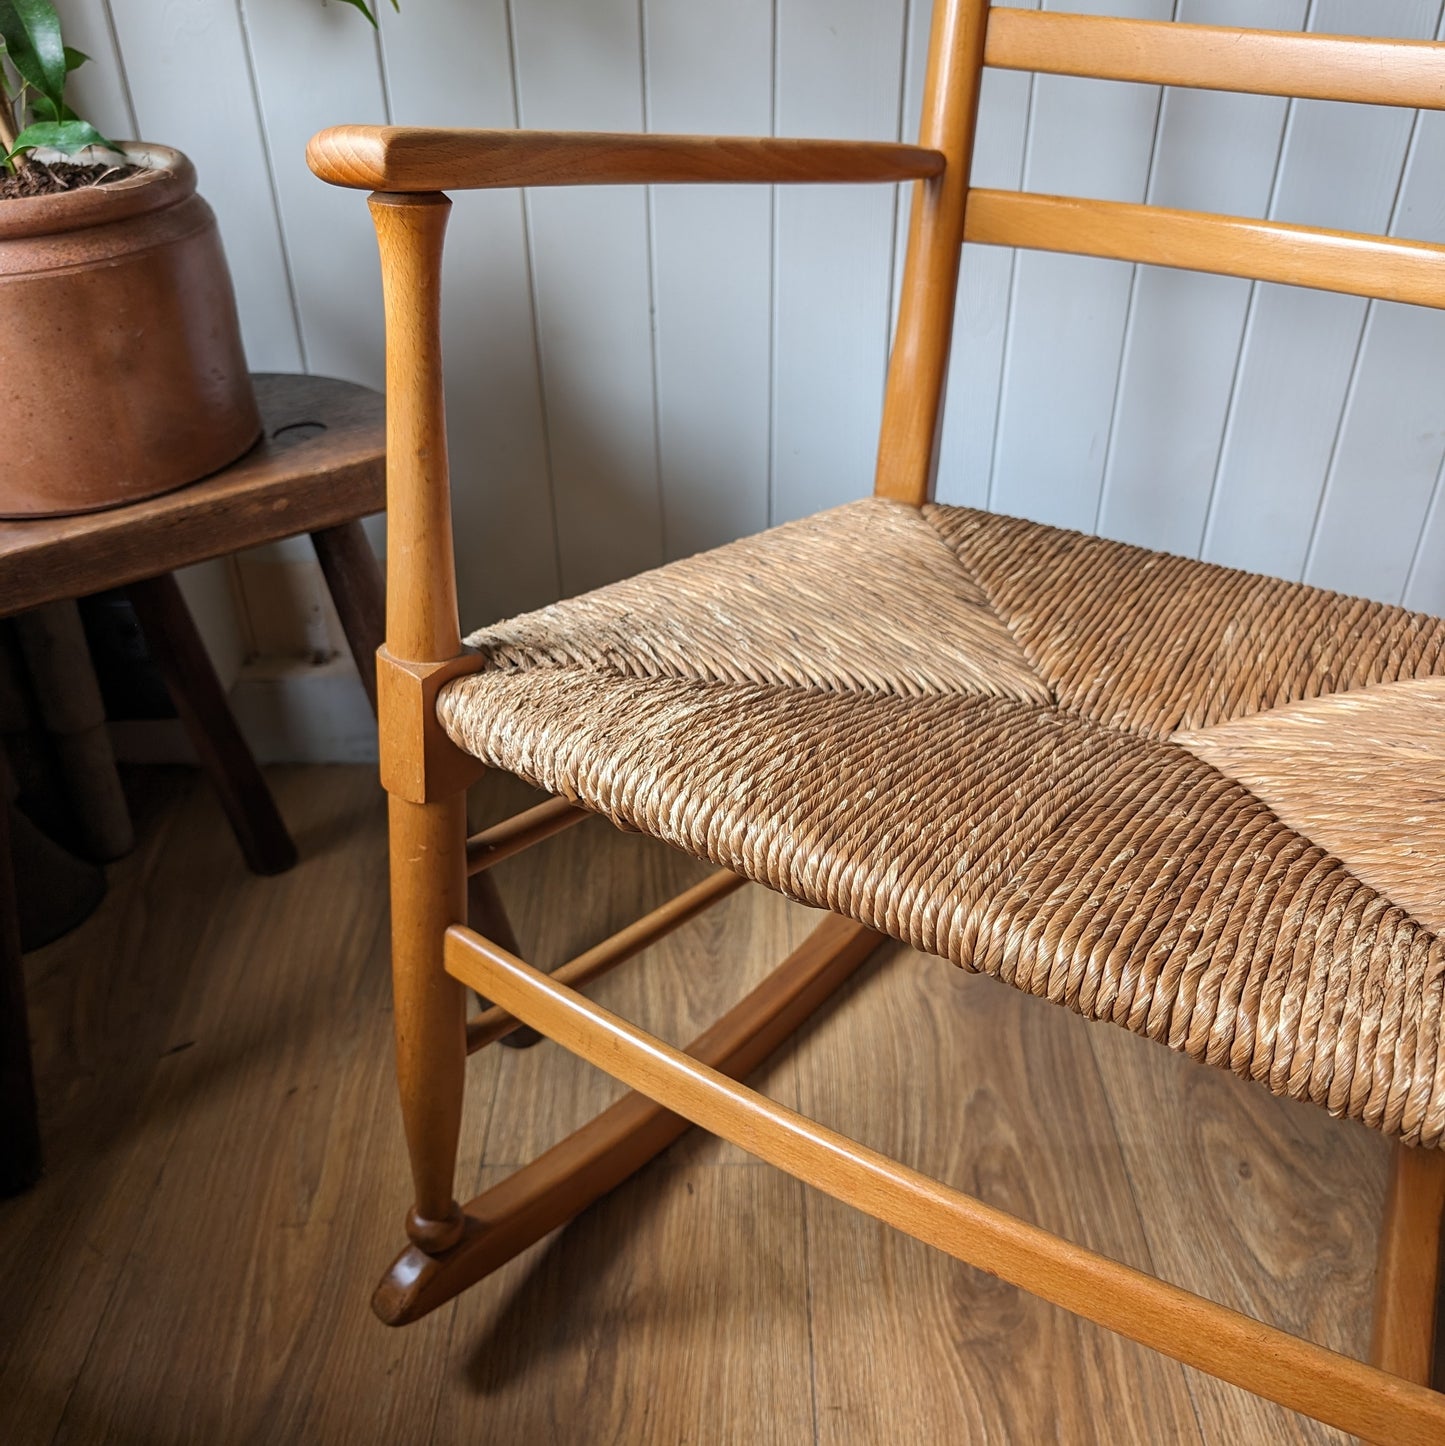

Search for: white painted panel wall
xmin=1202 ymin=0 xmax=1443 ymax=579
xmin=381 ymin=0 xmax=559 ymax=624
xmin=511 ymin=0 xmax=662 ymax=595
xmin=1306 ymin=101 xmax=1445 ymax=602
xmin=989 ymin=0 xmax=1174 ymax=533
xmin=47 ymin=0 xmax=1445 ymax=756
xmin=646 ymin=0 xmax=774 ymax=558
xmin=771 ymin=0 xmax=908 ymax=523
xmin=1097 ymin=0 xmax=1305 ymax=555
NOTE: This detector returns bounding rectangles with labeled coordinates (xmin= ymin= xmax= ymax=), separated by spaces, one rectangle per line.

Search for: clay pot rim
xmin=0 ymin=143 xmax=197 ymax=242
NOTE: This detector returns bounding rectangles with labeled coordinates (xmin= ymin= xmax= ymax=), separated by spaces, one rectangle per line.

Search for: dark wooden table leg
xmin=0 ymin=787 xmax=43 ymax=1195
xmin=311 ymin=520 xmax=385 ymax=713
xmin=128 ymin=573 xmax=297 ymax=877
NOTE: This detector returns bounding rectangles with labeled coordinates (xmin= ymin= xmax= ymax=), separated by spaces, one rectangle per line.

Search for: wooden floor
xmin=1 ymin=765 xmax=1395 ymax=1445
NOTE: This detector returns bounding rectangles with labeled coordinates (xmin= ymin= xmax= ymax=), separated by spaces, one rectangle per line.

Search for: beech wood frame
xmin=309 ymin=4 xmax=1445 ymax=1439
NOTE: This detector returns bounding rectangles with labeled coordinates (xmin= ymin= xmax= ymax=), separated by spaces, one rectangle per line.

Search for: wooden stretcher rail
xmin=464 ymin=795 xmax=589 ymax=875
xmin=964 ymin=189 xmax=1445 ymax=309
xmin=445 ymin=924 xmax=1445 ymax=1446
xmin=984 ymin=10 xmax=1445 ymax=111
xmin=465 ymin=868 xmax=747 ymax=1052
xmin=308 ymin=126 xmax=946 ymax=193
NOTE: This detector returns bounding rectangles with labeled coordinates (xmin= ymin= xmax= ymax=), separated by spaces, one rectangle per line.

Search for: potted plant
xmin=0 ymin=0 xmax=404 ymax=519
xmin=0 ymin=4 xmax=251 ymax=517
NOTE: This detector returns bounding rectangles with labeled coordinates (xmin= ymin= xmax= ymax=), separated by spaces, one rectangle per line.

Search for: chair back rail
xmin=985 ymin=9 xmax=1445 ymax=109
xmin=876 ymin=2 xmax=1445 ymax=507
xmin=964 ymin=191 xmax=1445 ymax=310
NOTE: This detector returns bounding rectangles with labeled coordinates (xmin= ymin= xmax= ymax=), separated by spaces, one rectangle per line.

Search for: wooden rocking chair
xmin=309 ymin=5 xmax=1445 ymax=1439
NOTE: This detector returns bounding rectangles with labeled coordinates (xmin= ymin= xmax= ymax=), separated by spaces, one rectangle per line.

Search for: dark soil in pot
xmin=0 ymin=159 xmax=140 ymax=200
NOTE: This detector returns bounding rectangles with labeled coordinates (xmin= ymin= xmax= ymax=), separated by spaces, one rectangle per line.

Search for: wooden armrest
xmin=307 ymin=125 xmax=945 ymax=193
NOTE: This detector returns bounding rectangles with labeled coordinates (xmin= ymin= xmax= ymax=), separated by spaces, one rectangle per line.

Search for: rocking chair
xmin=309 ymin=5 xmax=1445 ymax=1439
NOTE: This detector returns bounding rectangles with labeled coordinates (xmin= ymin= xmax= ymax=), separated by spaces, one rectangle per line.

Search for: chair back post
xmin=874 ymin=0 xmax=993 ymax=507
xmin=368 ymin=190 xmax=461 ymax=667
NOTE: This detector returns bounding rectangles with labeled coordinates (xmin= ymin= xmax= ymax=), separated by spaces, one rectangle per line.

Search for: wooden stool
xmin=0 ymin=373 xmax=385 ymax=1194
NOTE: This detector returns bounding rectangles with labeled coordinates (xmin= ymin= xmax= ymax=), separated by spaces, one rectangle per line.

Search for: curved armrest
xmin=308 ymin=125 xmax=945 ymax=193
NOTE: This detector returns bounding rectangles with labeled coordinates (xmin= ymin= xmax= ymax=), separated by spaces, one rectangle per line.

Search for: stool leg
xmin=1372 ymin=1142 xmax=1445 ymax=1385
xmin=0 ymin=788 xmax=42 ymax=1195
xmin=311 ymin=520 xmax=385 ymax=713
xmin=128 ymin=573 xmax=297 ymax=877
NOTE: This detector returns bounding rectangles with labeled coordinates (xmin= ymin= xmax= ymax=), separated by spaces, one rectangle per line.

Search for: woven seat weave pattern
xmin=439 ymin=499 xmax=1445 ymax=1145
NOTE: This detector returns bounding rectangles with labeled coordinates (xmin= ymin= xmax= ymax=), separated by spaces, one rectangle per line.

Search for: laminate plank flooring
xmin=0 ymin=766 xmax=1392 ymax=1444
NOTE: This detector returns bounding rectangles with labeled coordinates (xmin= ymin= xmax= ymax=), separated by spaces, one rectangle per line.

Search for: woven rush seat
xmin=438 ymin=497 xmax=1445 ymax=1146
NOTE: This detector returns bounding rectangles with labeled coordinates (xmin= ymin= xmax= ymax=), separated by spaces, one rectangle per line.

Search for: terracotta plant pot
xmin=0 ymin=144 xmax=260 ymax=518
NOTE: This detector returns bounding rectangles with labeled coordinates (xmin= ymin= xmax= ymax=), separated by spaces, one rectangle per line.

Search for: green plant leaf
xmin=63 ymin=45 xmax=88 ymax=72
xmin=9 ymin=117 xmax=114 ymax=159
xmin=331 ymin=0 xmax=400 ymax=25
xmin=0 ymin=0 xmax=67 ymax=111
xmin=28 ymin=89 xmax=59 ymax=122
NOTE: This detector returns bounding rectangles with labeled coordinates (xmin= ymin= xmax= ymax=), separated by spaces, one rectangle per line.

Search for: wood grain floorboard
xmin=1 ymin=770 xmax=240 ymax=1446
xmin=433 ymin=1159 xmax=813 ymax=1446
xmin=1087 ymin=1022 xmax=1388 ymax=1445
xmin=788 ymin=940 xmax=1205 ymax=1444
xmin=473 ymin=774 xmax=803 ymax=1171
xmin=0 ymin=765 xmax=1397 ymax=1444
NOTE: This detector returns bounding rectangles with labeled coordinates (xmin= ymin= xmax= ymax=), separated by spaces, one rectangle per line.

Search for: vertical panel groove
xmin=234 ymin=0 xmax=309 ymax=373
xmin=985 ymin=69 xmax=1039 ymax=510
xmin=881 ymin=0 xmax=914 ymax=385
xmin=1298 ymin=304 xmax=1373 ymax=578
xmin=97 ymin=0 xmax=140 ymax=136
xmin=504 ymin=0 xmax=565 ymax=598
xmin=1299 ymin=108 xmax=1420 ymax=577
xmin=1195 ymin=71 xmax=1301 ymax=556
xmin=1094 ymin=265 xmax=1142 ymax=533
xmin=1195 ymin=0 xmax=1320 ymax=558
xmin=1402 ymin=450 xmax=1445 ymax=603
xmin=1092 ymin=0 xmax=1180 ymax=535
xmin=373 ymin=9 xmax=395 ymax=125
xmin=766 ymin=0 xmax=781 ymax=528
xmin=1301 ymin=100 xmax=1423 ymax=580
xmin=639 ymin=0 xmax=667 ymax=562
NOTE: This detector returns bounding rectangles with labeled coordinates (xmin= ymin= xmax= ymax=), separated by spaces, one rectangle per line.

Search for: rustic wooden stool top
xmin=0 ymin=373 xmax=385 ymax=616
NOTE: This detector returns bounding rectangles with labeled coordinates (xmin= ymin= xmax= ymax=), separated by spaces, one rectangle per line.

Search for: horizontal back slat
xmin=984 ymin=9 xmax=1445 ymax=110
xmin=963 ymin=190 xmax=1445 ymax=309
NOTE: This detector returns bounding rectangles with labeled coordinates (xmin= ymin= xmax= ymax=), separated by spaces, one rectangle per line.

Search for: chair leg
xmin=127 ymin=573 xmax=297 ymax=877
xmin=389 ymin=793 xmax=470 ymax=1253
xmin=311 ymin=520 xmax=385 ymax=713
xmin=1372 ymin=1142 xmax=1445 ymax=1385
